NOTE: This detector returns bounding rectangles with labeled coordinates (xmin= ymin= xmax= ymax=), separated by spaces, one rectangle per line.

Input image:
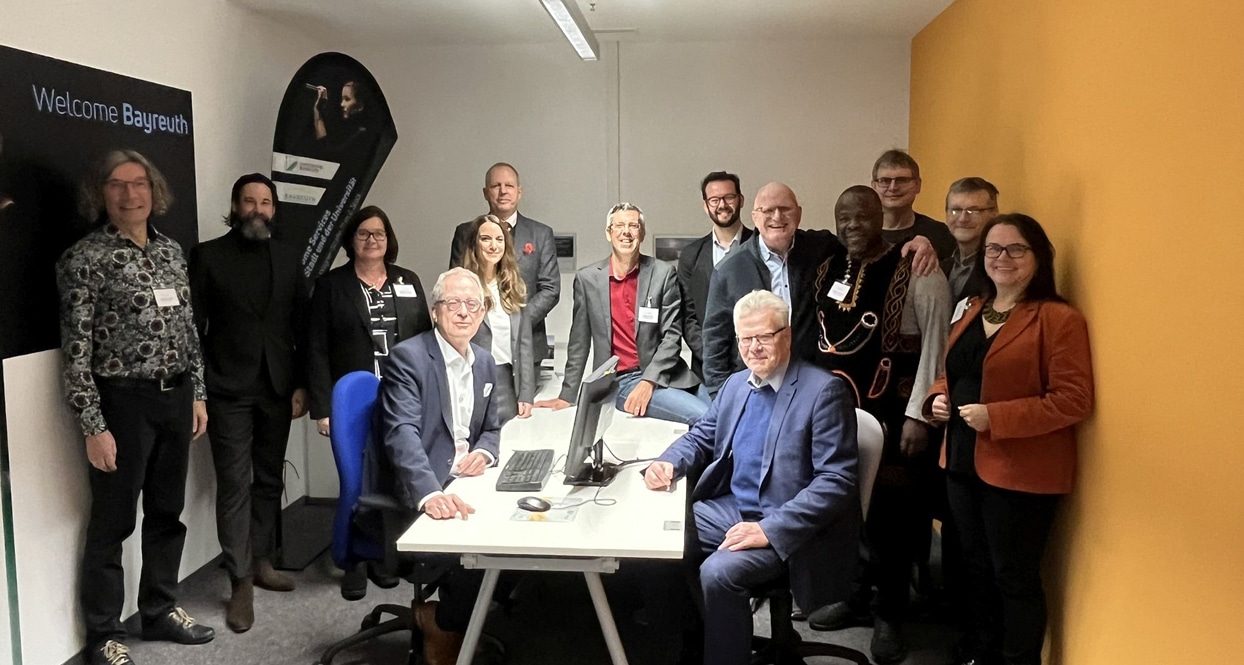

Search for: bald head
xmin=834 ymin=186 xmax=884 ymax=259
xmin=751 ymin=182 xmax=802 ymax=256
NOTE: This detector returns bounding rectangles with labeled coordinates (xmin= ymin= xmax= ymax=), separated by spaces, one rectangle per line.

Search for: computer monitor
xmin=563 ymin=355 xmax=620 ymax=487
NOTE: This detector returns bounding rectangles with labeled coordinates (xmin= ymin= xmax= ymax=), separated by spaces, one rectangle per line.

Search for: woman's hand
xmin=516 ymin=402 xmax=533 ymax=418
xmin=317 ymin=417 xmax=330 ymax=437
xmin=958 ymin=403 xmax=991 ymax=432
xmin=929 ymin=394 xmax=951 ymax=425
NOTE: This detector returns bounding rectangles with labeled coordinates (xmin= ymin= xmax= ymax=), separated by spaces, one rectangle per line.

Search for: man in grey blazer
xmin=535 ymin=203 xmax=709 ymax=425
xmin=449 ymin=163 xmax=560 ymax=372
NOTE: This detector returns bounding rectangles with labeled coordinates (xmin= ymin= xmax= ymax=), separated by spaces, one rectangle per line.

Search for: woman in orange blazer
xmin=923 ymin=214 xmax=1093 ymax=665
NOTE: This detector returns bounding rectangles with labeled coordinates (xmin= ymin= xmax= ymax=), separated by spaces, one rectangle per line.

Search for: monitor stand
xmin=564 ymin=439 xmax=621 ymax=487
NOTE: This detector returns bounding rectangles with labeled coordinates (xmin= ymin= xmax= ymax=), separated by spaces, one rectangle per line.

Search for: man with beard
xmin=676 ymin=171 xmax=755 ymax=383
xmin=188 ymin=173 xmax=310 ymax=632
xmin=806 ymin=186 xmax=949 ymax=664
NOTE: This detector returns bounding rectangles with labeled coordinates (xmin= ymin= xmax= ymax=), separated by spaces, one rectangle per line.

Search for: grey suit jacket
xmin=559 ymin=254 xmax=698 ymax=403
xmin=471 ymin=306 xmax=536 ymax=403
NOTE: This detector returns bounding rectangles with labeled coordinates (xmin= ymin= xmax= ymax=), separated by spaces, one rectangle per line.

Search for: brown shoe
xmin=253 ymin=559 xmax=295 ymax=592
xmin=414 ymin=602 xmax=464 ymax=665
xmin=226 ymin=577 xmax=255 ymax=633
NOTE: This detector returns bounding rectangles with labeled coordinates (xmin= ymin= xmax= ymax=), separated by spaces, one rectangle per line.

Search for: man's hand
xmin=516 ymin=402 xmax=533 ymax=419
xmin=317 ymin=417 xmax=331 ymax=437
xmin=453 ymin=451 xmax=490 ymax=477
xmin=900 ymin=418 xmax=930 ymax=458
xmin=192 ymin=400 xmax=208 ymax=440
xmin=533 ymin=398 xmax=571 ymax=411
xmin=958 ymin=404 xmax=991 ymax=432
xmin=719 ymin=522 xmax=769 ymax=551
xmin=423 ymin=493 xmax=475 ymax=521
xmin=86 ymin=431 xmax=118 ymax=472
xmin=644 ymin=461 xmax=675 ymax=491
xmin=900 ymin=235 xmax=939 ymax=276
xmin=623 ymin=380 xmax=655 ymax=417
xmin=290 ymin=388 xmax=308 ymax=419
xmin=929 ymin=394 xmax=951 ymax=426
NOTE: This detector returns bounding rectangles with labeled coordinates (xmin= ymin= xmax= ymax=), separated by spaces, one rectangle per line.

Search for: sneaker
xmin=142 ymin=607 xmax=216 ymax=645
xmin=807 ymin=600 xmax=872 ymax=631
xmin=91 ymin=640 xmax=135 ymax=665
xmin=870 ymin=618 xmax=908 ymax=664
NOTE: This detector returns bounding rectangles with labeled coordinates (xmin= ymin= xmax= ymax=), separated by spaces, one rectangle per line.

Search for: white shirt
xmin=485 ymin=281 xmax=512 ymax=365
xmin=711 ymin=230 xmax=742 ymax=266
xmin=418 ymin=330 xmax=496 ymax=510
xmin=501 ymin=211 xmax=518 ymax=228
xmin=757 ymin=239 xmax=792 ymax=307
xmin=747 ymin=361 xmax=788 ymax=393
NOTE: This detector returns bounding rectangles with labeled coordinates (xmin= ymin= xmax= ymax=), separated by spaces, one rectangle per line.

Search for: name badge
xmin=827 ymin=281 xmax=851 ymax=302
xmin=638 ymin=306 xmax=659 ymax=323
xmin=951 ymin=298 xmax=969 ymax=323
xmin=483 ymin=383 xmax=493 ymax=397
xmin=152 ymin=287 xmax=180 ymax=307
xmin=393 ymin=283 xmax=417 ymax=298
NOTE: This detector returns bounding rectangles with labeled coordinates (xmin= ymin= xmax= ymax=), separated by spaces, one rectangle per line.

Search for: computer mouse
xmin=517 ymin=496 xmax=552 ymax=513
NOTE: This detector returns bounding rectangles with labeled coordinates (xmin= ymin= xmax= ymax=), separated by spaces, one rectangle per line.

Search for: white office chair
xmin=749 ymin=408 xmax=885 ymax=665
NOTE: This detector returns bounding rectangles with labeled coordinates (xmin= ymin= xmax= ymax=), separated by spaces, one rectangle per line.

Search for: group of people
xmin=55 ymin=147 xmax=1094 ymax=665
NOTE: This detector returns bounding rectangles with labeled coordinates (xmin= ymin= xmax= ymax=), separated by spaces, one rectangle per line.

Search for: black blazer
xmin=189 ymin=230 xmax=310 ymax=398
xmin=307 ymin=261 xmax=433 ymax=419
xmin=701 ymin=229 xmax=840 ymax=395
xmin=676 ymin=226 xmax=755 ymax=380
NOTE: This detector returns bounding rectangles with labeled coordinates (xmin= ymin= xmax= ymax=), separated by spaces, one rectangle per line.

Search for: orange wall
xmin=911 ymin=1 xmax=1244 ymax=663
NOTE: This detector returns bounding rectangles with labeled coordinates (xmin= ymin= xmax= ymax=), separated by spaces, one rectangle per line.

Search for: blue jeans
xmin=614 ymin=370 xmax=711 ymax=425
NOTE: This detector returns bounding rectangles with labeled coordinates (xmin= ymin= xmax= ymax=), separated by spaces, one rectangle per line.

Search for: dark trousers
xmin=946 ymin=472 xmax=1059 ymax=665
xmin=83 ymin=379 xmax=193 ymax=646
xmin=207 ymin=384 xmax=292 ymax=579
xmin=493 ymin=363 xmax=518 ymax=424
xmin=865 ymin=477 xmax=927 ymax=621
xmin=692 ymin=494 xmax=784 ymax=665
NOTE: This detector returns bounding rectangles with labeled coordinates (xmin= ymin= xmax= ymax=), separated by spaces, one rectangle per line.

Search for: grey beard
xmin=235 ymin=212 xmax=272 ymax=241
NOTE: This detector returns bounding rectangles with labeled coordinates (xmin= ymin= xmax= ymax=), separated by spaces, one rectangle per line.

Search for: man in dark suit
xmin=370 ymin=267 xmax=501 ymax=665
xmin=188 ymin=173 xmax=309 ymax=632
xmin=676 ymin=171 xmax=755 ymax=382
xmin=535 ymin=203 xmax=708 ymax=425
xmin=942 ymin=177 xmax=999 ymax=303
xmin=449 ymin=162 xmax=560 ymax=374
xmin=645 ymin=289 xmax=860 ymax=665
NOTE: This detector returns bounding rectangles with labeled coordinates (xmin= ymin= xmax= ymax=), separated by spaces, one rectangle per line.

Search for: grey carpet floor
xmin=118 ymin=552 xmax=957 ymax=665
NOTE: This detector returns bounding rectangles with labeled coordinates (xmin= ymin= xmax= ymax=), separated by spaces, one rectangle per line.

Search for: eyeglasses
xmin=706 ymin=194 xmax=740 ymax=208
xmin=104 ymin=178 xmax=151 ymax=193
xmin=609 ymin=222 xmax=642 ymax=233
xmin=355 ymin=230 xmax=387 ymax=242
xmin=752 ymin=206 xmax=797 ymax=220
xmin=947 ymin=206 xmax=996 ymax=218
xmin=873 ymin=176 xmax=917 ymax=189
xmin=736 ymin=326 xmax=787 ymax=348
xmin=436 ymin=298 xmax=483 ymax=313
xmin=983 ymin=243 xmax=1032 ymax=259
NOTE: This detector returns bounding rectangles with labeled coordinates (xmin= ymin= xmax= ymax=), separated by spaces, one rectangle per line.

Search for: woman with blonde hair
xmin=460 ymin=214 xmax=535 ymax=422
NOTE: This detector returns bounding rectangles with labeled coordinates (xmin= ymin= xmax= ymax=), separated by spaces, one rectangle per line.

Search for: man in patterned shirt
xmin=57 ymin=150 xmax=215 ymax=665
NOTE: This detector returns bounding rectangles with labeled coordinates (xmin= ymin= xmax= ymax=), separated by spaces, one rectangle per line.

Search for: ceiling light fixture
xmin=539 ymin=0 xmax=599 ymax=61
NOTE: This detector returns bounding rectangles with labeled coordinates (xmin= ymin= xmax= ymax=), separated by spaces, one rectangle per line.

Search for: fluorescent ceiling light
xmin=539 ymin=0 xmax=599 ymax=61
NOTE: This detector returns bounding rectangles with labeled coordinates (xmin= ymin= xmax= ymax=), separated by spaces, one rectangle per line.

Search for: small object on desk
xmin=511 ymin=498 xmax=581 ymax=522
xmin=496 ymin=448 xmax=556 ymax=492
xmin=517 ymin=496 xmax=552 ymax=512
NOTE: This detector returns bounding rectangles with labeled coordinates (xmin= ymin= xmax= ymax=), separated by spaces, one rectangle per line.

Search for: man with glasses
xmin=188 ymin=173 xmax=310 ymax=632
xmin=56 ymin=150 xmax=215 ymax=665
xmin=368 ymin=267 xmax=502 ymax=664
xmin=806 ymin=186 xmax=949 ymax=664
xmin=535 ymin=203 xmax=708 ymax=424
xmin=872 ymin=150 xmax=956 ymax=260
xmin=676 ymin=171 xmax=755 ymax=383
xmin=942 ymin=177 xmax=1000 ymax=303
xmin=644 ymin=289 xmax=861 ymax=665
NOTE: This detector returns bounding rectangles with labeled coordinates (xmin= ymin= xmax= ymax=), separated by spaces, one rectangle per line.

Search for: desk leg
xmin=584 ymin=571 xmax=629 ymax=665
xmin=457 ymin=567 xmax=501 ymax=665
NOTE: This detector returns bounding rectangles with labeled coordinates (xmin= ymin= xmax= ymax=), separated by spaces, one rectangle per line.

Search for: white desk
xmin=396 ymin=407 xmax=689 ymax=665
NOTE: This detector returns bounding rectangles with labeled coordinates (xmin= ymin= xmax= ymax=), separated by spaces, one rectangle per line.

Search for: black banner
xmin=270 ymin=52 xmax=397 ymax=280
xmin=0 ymin=45 xmax=198 ymax=360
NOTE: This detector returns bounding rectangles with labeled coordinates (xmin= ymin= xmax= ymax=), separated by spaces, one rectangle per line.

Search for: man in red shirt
xmin=535 ymin=203 xmax=708 ymax=424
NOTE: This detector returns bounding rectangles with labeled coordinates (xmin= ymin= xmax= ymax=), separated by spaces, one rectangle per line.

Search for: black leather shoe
xmin=341 ymin=563 xmax=368 ymax=601
xmin=90 ymin=640 xmax=135 ymax=665
xmin=807 ymin=601 xmax=872 ymax=631
xmin=367 ymin=560 xmax=400 ymax=589
xmin=870 ymin=618 xmax=908 ymax=664
xmin=142 ymin=607 xmax=215 ymax=645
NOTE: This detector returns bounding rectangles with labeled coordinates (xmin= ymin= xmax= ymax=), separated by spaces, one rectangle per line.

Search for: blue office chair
xmin=317 ymin=371 xmax=431 ymax=665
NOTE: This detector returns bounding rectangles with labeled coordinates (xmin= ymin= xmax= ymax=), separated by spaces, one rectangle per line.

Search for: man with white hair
xmin=645 ymin=289 xmax=861 ymax=665
xmin=367 ymin=267 xmax=501 ymax=665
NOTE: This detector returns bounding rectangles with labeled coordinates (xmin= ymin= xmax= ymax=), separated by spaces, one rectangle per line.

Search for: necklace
xmin=357 ymin=270 xmax=386 ymax=290
xmin=982 ymin=301 xmax=1012 ymax=324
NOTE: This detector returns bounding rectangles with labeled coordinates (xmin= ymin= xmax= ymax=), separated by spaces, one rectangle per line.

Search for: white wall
xmin=0 ymin=1 xmax=319 ymax=662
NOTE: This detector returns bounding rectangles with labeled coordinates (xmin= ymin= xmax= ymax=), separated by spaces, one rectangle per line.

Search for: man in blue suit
xmin=645 ymin=289 xmax=861 ymax=665
xmin=370 ymin=267 xmax=501 ymax=665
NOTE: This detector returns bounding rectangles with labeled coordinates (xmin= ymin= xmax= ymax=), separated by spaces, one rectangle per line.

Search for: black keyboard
xmin=495 ymin=448 xmax=556 ymax=492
